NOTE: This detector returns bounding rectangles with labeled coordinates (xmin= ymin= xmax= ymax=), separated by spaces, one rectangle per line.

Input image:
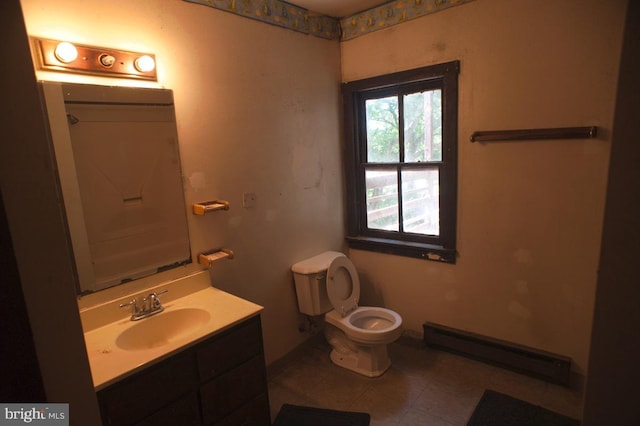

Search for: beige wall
xmin=342 ymin=0 xmax=627 ymax=374
xmin=20 ymin=0 xmax=345 ymax=366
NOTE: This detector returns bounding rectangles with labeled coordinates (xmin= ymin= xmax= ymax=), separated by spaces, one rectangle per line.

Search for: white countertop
xmin=80 ymin=271 xmax=263 ymax=390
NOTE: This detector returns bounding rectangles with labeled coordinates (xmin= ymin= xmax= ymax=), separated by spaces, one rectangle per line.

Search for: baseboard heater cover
xmin=423 ymin=322 xmax=572 ymax=386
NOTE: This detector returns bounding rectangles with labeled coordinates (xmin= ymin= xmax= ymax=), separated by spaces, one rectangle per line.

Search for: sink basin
xmin=116 ymin=308 xmax=211 ymax=351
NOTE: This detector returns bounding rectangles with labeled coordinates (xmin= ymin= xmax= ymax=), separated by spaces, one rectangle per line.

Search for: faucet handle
xmin=146 ymin=289 xmax=168 ymax=309
xmin=119 ymin=299 xmax=139 ymax=315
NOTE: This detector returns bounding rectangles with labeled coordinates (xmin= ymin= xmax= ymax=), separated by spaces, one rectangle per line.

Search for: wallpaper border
xmin=183 ymin=0 xmax=475 ymax=41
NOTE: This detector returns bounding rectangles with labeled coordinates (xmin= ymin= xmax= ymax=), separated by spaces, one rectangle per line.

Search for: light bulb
xmin=99 ymin=54 xmax=116 ymax=68
xmin=134 ymin=55 xmax=155 ymax=73
xmin=54 ymin=42 xmax=78 ymax=63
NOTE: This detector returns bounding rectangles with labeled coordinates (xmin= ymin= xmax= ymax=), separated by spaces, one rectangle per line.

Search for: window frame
xmin=342 ymin=61 xmax=459 ymax=263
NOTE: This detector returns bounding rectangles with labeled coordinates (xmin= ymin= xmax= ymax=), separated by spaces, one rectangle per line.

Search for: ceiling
xmin=288 ymin=0 xmax=390 ymax=18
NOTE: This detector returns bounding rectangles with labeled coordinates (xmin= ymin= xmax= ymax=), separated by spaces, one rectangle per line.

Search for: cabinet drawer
xmin=200 ymin=355 xmax=267 ymax=425
xmin=99 ymin=352 xmax=197 ymax=426
xmin=213 ymin=393 xmax=271 ymax=426
xmin=135 ymin=392 xmax=200 ymax=426
xmin=197 ymin=316 xmax=262 ymax=382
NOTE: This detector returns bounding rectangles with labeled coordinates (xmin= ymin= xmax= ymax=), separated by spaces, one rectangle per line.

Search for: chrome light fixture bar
xmin=33 ymin=37 xmax=157 ymax=81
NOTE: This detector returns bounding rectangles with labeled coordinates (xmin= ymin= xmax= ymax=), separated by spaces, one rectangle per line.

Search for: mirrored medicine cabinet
xmin=41 ymin=82 xmax=192 ymax=294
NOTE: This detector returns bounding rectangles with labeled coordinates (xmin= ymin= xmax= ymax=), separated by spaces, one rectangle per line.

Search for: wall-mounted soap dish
xmin=198 ymin=249 xmax=234 ymax=268
xmin=192 ymin=200 xmax=230 ymax=215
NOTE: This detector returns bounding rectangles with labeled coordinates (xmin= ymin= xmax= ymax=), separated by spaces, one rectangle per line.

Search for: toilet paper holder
xmin=198 ymin=248 xmax=234 ymax=268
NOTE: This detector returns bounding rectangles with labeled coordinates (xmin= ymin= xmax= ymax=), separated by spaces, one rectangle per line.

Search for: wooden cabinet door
xmin=200 ymin=355 xmax=268 ymax=425
xmin=98 ymin=352 xmax=197 ymax=426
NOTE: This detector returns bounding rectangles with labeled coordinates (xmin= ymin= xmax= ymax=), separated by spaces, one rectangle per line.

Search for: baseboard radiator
xmin=423 ymin=322 xmax=572 ymax=386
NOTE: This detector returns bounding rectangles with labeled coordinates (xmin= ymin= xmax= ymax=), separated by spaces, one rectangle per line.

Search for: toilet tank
xmin=291 ymin=251 xmax=345 ymax=316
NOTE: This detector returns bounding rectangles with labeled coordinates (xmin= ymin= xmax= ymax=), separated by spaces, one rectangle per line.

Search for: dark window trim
xmin=342 ymin=61 xmax=460 ymax=263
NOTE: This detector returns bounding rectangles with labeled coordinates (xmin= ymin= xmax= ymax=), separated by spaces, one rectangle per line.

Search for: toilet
xmin=291 ymin=251 xmax=403 ymax=377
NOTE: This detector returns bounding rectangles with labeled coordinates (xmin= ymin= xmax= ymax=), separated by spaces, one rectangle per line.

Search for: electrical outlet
xmin=242 ymin=192 xmax=256 ymax=208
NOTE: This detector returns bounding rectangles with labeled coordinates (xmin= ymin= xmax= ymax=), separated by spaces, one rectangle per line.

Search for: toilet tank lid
xmin=291 ymin=251 xmax=346 ymax=274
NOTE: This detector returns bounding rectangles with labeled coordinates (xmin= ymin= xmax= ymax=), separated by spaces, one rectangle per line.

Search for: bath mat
xmin=272 ymin=404 xmax=370 ymax=426
xmin=467 ymin=390 xmax=580 ymax=426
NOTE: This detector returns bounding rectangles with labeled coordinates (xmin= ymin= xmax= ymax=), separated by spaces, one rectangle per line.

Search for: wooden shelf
xmin=470 ymin=126 xmax=597 ymax=143
xmin=192 ymin=200 xmax=230 ymax=215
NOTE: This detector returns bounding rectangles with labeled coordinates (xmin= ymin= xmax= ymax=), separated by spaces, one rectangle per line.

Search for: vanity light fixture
xmin=33 ymin=37 xmax=157 ymax=81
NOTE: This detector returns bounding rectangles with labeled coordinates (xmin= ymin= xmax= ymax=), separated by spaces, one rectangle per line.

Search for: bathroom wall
xmin=583 ymin=2 xmax=639 ymax=422
xmin=341 ymin=0 xmax=627 ymax=375
xmin=20 ymin=0 xmax=345 ymax=366
xmin=2 ymin=1 xmax=101 ymax=423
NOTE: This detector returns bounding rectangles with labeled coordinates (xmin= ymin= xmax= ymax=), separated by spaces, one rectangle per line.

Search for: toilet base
xmin=325 ymin=325 xmax=392 ymax=377
xmin=329 ymin=346 xmax=391 ymax=377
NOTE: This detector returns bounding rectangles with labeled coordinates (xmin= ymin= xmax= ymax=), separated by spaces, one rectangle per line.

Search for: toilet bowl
xmin=325 ymin=307 xmax=403 ymax=345
xmin=324 ymin=306 xmax=403 ymax=377
xmin=291 ymin=251 xmax=403 ymax=377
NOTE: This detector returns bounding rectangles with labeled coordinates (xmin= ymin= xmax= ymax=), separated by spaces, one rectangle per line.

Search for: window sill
xmin=346 ymin=236 xmax=456 ymax=264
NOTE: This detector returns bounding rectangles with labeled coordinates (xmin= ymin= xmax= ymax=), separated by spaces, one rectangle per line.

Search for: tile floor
xmin=267 ymin=337 xmax=583 ymax=425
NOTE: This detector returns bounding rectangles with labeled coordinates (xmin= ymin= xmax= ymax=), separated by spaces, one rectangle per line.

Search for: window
xmin=342 ymin=61 xmax=459 ymax=262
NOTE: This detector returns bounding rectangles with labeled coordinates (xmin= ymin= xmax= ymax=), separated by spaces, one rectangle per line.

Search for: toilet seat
xmin=326 ymin=255 xmax=360 ymax=316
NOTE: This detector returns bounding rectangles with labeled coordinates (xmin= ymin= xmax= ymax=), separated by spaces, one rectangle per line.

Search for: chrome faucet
xmin=119 ymin=290 xmax=168 ymax=321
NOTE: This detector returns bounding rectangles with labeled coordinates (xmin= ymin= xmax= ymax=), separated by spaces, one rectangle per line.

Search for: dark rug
xmin=272 ymin=404 xmax=370 ymax=426
xmin=467 ymin=390 xmax=580 ymax=426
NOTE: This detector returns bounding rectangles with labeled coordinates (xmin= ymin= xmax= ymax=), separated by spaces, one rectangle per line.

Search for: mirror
xmin=41 ymin=82 xmax=191 ymax=294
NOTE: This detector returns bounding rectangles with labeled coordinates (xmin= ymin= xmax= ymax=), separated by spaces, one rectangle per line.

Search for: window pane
xmin=365 ymin=169 xmax=398 ymax=231
xmin=403 ymin=89 xmax=442 ymax=162
xmin=366 ymin=96 xmax=399 ymax=163
xmin=402 ymin=169 xmax=439 ymax=236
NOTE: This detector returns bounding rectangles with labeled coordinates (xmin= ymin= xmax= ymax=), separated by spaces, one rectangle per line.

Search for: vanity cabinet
xmin=97 ymin=315 xmax=270 ymax=426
